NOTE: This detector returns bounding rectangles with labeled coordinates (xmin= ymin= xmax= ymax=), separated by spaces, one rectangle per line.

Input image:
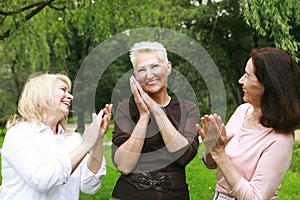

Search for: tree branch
xmin=0 ymin=1 xmax=48 ymax=15
xmin=48 ymin=3 xmax=66 ymax=11
xmin=0 ymin=0 xmax=58 ymax=40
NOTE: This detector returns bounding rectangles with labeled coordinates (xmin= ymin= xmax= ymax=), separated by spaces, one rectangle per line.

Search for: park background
xmin=0 ymin=0 xmax=300 ymax=199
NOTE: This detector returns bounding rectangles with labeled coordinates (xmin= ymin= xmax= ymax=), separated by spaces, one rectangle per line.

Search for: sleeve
xmin=111 ymin=99 xmax=135 ymax=166
xmin=202 ymin=152 xmax=217 ymax=169
xmin=230 ymin=135 xmax=294 ymax=200
xmin=1 ymin=125 xmax=72 ymax=192
xmin=171 ymin=100 xmax=200 ymax=167
xmin=80 ymin=156 xmax=106 ymax=194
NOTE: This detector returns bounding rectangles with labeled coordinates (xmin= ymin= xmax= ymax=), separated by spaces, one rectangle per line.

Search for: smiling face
xmin=134 ymin=51 xmax=171 ymax=94
xmin=238 ymin=58 xmax=265 ymax=107
xmin=53 ymin=79 xmax=73 ymax=119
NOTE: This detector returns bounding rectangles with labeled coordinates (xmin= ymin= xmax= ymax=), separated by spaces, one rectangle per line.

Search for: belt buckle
xmin=148 ymin=179 xmax=159 ymax=187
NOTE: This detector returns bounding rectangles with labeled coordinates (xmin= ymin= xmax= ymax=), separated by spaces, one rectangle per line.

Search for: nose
xmin=238 ymin=75 xmax=244 ymax=84
xmin=145 ymin=68 xmax=154 ymax=78
xmin=66 ymin=92 xmax=73 ymax=100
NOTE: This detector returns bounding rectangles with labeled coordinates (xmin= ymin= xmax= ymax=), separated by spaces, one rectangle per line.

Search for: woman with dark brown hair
xmin=198 ymin=47 xmax=300 ymax=200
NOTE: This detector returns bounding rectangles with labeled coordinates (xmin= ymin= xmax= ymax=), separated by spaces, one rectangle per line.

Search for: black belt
xmin=122 ymin=170 xmax=186 ymax=193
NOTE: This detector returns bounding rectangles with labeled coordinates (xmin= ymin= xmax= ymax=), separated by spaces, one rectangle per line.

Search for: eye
xmin=60 ymin=87 xmax=67 ymax=92
xmin=137 ymin=68 xmax=146 ymax=73
xmin=244 ymin=73 xmax=249 ymax=79
xmin=151 ymin=64 xmax=160 ymax=68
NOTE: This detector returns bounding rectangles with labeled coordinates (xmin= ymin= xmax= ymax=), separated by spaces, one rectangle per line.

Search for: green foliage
xmin=0 ymin=0 xmax=207 ymax=124
xmin=241 ymin=0 xmax=300 ymax=61
xmin=1 ymin=0 xmax=300 ymax=127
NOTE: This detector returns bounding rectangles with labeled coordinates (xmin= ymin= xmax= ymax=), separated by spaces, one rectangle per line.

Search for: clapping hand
xmin=82 ymin=104 xmax=112 ymax=151
xmin=196 ymin=114 xmax=227 ymax=155
xmin=99 ymin=104 xmax=112 ymax=138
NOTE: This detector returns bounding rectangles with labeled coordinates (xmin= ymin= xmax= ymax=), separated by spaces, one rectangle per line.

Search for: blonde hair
xmin=129 ymin=41 xmax=168 ymax=69
xmin=6 ymin=73 xmax=72 ymax=132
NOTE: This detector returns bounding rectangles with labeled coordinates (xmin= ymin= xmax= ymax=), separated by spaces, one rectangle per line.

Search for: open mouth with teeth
xmin=145 ymin=80 xmax=158 ymax=85
xmin=62 ymin=101 xmax=70 ymax=107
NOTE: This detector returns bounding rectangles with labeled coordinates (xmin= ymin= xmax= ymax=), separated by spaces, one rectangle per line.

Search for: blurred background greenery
xmin=0 ymin=0 xmax=300 ymax=130
xmin=1 ymin=1 xmax=300 ymax=198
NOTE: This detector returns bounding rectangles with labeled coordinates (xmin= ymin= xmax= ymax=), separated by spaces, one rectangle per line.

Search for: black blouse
xmin=112 ymin=97 xmax=200 ymax=174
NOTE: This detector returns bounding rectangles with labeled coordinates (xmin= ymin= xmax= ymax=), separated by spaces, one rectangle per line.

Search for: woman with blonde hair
xmin=0 ymin=73 xmax=112 ymax=200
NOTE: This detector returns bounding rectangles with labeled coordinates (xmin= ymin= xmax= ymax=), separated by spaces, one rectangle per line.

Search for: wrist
xmin=150 ymin=104 xmax=162 ymax=114
xmin=138 ymin=115 xmax=150 ymax=127
xmin=210 ymin=150 xmax=227 ymax=160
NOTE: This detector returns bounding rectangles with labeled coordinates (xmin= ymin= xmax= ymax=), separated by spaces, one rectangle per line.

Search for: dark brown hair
xmin=251 ymin=47 xmax=300 ymax=133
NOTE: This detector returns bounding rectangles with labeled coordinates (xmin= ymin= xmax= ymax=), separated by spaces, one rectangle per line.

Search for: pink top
xmin=215 ymin=103 xmax=294 ymax=200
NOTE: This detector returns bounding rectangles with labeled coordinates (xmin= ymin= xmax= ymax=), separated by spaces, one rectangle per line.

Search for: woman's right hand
xmin=82 ymin=110 xmax=105 ymax=151
xmin=130 ymin=76 xmax=150 ymax=119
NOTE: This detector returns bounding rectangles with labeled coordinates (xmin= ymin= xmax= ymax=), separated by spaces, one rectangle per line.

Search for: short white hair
xmin=130 ymin=41 xmax=168 ymax=68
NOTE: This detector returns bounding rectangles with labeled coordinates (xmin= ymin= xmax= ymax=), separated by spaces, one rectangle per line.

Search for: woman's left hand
xmin=197 ymin=114 xmax=227 ymax=155
xmin=99 ymin=104 xmax=113 ymax=138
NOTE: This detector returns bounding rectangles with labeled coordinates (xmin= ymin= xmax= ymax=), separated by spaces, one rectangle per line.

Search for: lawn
xmin=80 ymin=141 xmax=300 ymax=200
xmin=0 ymin=128 xmax=300 ymax=200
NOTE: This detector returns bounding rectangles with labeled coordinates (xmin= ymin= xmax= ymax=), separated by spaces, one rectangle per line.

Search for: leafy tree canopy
xmin=241 ymin=0 xmax=300 ymax=61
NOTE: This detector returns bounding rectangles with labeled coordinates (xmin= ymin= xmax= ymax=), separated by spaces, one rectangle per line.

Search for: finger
xmin=204 ymin=115 xmax=211 ymax=123
xmin=130 ymin=79 xmax=144 ymax=104
xmin=212 ymin=115 xmax=223 ymax=133
xmin=140 ymin=90 xmax=151 ymax=105
xmin=103 ymin=104 xmax=112 ymax=116
xmin=130 ymin=76 xmax=140 ymax=89
xmin=131 ymin=76 xmax=141 ymax=87
xmin=204 ymin=115 xmax=212 ymax=128
xmin=220 ymin=123 xmax=226 ymax=136
xmin=130 ymin=77 xmax=138 ymax=94
xmin=100 ymin=115 xmax=108 ymax=127
xmin=96 ymin=109 xmax=104 ymax=121
xmin=201 ymin=116 xmax=211 ymax=133
xmin=102 ymin=106 xmax=112 ymax=129
xmin=196 ymin=124 xmax=206 ymax=140
xmin=201 ymin=116 xmax=208 ymax=128
xmin=131 ymin=77 xmax=147 ymax=99
xmin=130 ymin=77 xmax=144 ymax=99
xmin=106 ymin=104 xmax=113 ymax=119
xmin=92 ymin=112 xmax=97 ymax=120
xmin=220 ymin=123 xmax=227 ymax=142
xmin=196 ymin=124 xmax=201 ymax=135
xmin=130 ymin=75 xmax=137 ymax=83
xmin=130 ymin=77 xmax=142 ymax=96
xmin=217 ymin=116 xmax=222 ymax=130
xmin=214 ymin=115 xmax=222 ymax=131
xmin=134 ymin=80 xmax=146 ymax=98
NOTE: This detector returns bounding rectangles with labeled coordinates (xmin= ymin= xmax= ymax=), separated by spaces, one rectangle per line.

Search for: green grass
xmin=82 ymin=141 xmax=300 ymax=200
xmin=0 ymin=130 xmax=299 ymax=200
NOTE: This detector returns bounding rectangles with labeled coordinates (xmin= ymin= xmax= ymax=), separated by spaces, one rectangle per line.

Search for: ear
xmin=166 ymin=61 xmax=172 ymax=75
